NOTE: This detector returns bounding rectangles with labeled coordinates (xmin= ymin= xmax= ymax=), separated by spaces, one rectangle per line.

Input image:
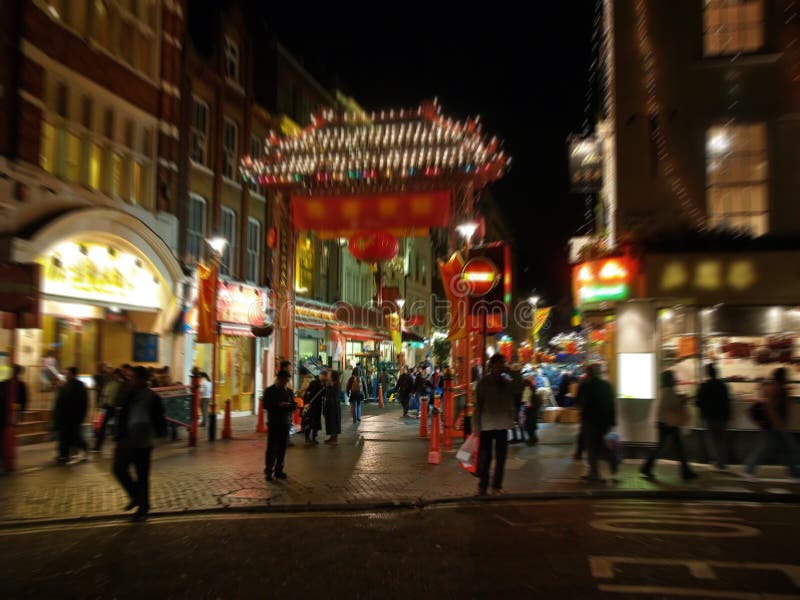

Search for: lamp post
xmin=529 ymin=295 xmax=540 ymax=362
xmin=396 ymin=298 xmax=405 ymax=368
xmin=205 ymin=236 xmax=227 ymax=440
xmin=456 ymin=221 xmax=478 ymax=251
xmin=456 ymin=221 xmax=479 ymax=434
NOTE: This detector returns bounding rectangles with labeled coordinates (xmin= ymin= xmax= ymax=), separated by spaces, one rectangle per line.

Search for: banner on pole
xmin=196 ymin=263 xmax=217 ymax=343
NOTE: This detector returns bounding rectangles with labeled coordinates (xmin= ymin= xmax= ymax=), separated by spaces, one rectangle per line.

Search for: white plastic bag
xmin=457 ymin=433 xmax=479 ymax=466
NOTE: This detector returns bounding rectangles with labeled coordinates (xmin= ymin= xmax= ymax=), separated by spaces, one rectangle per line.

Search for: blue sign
xmin=133 ymin=333 xmax=159 ymax=363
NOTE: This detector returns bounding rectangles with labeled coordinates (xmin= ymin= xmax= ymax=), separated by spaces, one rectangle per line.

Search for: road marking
xmin=590 ymin=556 xmax=717 ymax=580
xmin=589 ymin=517 xmax=760 ymax=537
xmin=597 ymin=584 xmax=797 ymax=599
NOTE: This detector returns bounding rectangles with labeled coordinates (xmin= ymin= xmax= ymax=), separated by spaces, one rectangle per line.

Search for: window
xmin=187 ymin=194 xmax=206 ymax=263
xmin=118 ymin=17 xmax=135 ymax=65
xmin=249 ymin=135 xmax=263 ymax=194
xmin=190 ymin=97 xmax=209 ymax=165
xmin=222 ymin=118 xmax=238 ymax=180
xmin=224 ymin=37 xmax=240 ymax=83
xmin=246 ymin=218 xmax=261 ymax=284
xmin=703 ymin=0 xmax=764 ymax=57
xmin=40 ymin=121 xmax=57 ymax=173
xmin=706 ymin=123 xmax=768 ymax=236
xmin=92 ymin=0 xmax=110 ymax=49
xmin=221 ymin=207 xmax=237 ymax=277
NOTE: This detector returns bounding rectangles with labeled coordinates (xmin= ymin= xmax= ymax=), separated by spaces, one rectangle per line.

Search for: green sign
xmin=157 ymin=387 xmax=193 ymax=427
xmin=579 ymin=283 xmax=629 ymax=304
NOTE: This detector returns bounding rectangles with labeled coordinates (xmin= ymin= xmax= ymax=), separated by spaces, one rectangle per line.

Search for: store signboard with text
xmin=573 ymin=257 xmax=634 ymax=308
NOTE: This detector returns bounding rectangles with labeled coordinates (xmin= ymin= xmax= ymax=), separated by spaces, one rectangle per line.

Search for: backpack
xmin=350 ymin=376 xmax=362 ymax=394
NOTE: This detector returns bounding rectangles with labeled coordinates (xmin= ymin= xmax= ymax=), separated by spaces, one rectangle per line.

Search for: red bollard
xmin=190 ymin=374 xmax=200 ymax=447
xmin=443 ymin=383 xmax=454 ymax=450
xmin=378 ymin=383 xmax=385 ymax=408
xmin=293 ymin=397 xmax=303 ymax=428
xmin=256 ymin=395 xmax=267 ymax=433
xmin=222 ymin=400 xmax=232 ymax=440
xmin=419 ymin=397 xmax=429 ymax=438
xmin=428 ymin=396 xmax=441 ymax=464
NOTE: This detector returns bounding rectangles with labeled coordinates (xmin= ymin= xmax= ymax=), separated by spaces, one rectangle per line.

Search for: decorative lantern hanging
xmin=348 ymin=231 xmax=400 ymax=263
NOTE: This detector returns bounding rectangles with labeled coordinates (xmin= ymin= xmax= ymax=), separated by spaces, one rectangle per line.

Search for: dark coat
xmin=54 ymin=379 xmax=88 ymax=430
xmin=577 ymin=377 xmax=616 ymax=429
xmin=696 ymin=378 xmax=731 ymax=421
xmin=323 ymin=384 xmax=341 ymax=435
xmin=115 ymin=387 xmax=167 ymax=446
xmin=303 ymin=379 xmax=325 ymax=431
xmin=264 ymin=384 xmax=296 ymax=427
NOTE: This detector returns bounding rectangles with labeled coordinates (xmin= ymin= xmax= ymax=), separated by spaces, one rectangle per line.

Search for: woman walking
xmin=744 ymin=367 xmax=800 ymax=480
xmin=641 ymin=370 xmax=698 ymax=481
xmin=347 ymin=370 xmax=364 ymax=424
xmin=324 ymin=370 xmax=342 ymax=444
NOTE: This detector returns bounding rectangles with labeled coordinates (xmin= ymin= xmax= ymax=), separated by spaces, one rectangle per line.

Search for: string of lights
xmin=633 ymin=0 xmax=705 ymax=227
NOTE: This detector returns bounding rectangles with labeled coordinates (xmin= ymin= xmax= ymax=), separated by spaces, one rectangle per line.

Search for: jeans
xmin=350 ymin=393 xmax=363 ymax=422
xmin=745 ymin=430 xmax=800 ymax=478
xmin=704 ymin=419 xmax=728 ymax=469
xmin=265 ymin=424 xmax=289 ymax=476
xmin=113 ymin=446 xmax=153 ymax=512
xmin=477 ymin=430 xmax=509 ymax=491
xmin=200 ymin=398 xmax=210 ymax=427
xmin=583 ymin=423 xmax=617 ymax=478
xmin=643 ymin=422 xmax=694 ymax=478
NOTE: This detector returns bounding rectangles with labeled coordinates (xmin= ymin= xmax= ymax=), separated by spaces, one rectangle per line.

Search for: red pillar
xmin=443 ymin=379 xmax=454 ymax=451
xmin=428 ymin=396 xmax=441 ymax=464
xmin=256 ymin=393 xmax=267 ymax=433
xmin=222 ymin=400 xmax=232 ymax=439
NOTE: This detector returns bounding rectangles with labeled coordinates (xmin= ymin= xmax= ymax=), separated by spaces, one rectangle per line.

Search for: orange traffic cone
xmin=256 ymin=397 xmax=267 ymax=433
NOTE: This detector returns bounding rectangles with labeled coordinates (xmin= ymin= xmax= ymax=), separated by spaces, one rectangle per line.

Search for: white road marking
xmin=589 ymin=518 xmax=760 ymax=537
xmin=597 ymin=584 xmax=798 ymax=599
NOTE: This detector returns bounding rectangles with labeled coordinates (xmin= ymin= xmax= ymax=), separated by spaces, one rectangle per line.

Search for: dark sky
xmin=251 ymin=1 xmax=596 ymax=308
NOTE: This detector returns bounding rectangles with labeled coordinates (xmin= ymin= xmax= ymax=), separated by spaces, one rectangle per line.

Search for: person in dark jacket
xmin=324 ymin=371 xmax=342 ymax=444
xmin=577 ymin=364 xmax=619 ymax=481
xmin=113 ymin=366 xmax=166 ymax=521
xmin=2 ymin=365 xmax=28 ymax=425
xmin=396 ymin=366 xmax=414 ymax=417
xmin=263 ymin=370 xmax=296 ymax=481
xmin=54 ymin=367 xmax=89 ymax=464
xmin=695 ymin=363 xmax=731 ymax=471
xmin=303 ymin=369 xmax=327 ymax=444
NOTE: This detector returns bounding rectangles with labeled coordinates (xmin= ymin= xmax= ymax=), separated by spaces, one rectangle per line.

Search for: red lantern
xmin=348 ymin=231 xmax=399 ymax=262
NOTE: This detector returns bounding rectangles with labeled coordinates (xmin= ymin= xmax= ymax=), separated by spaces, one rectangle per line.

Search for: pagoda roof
xmin=239 ymin=99 xmax=510 ymax=195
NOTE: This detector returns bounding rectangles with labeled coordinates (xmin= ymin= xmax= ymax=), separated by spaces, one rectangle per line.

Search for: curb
xmin=2 ymin=488 xmax=799 ymax=530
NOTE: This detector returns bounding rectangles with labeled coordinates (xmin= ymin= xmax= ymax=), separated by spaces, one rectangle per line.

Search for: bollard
xmin=256 ymin=395 xmax=267 ymax=433
xmin=428 ymin=396 xmax=441 ymax=464
xmin=190 ymin=374 xmax=200 ymax=447
xmin=443 ymin=383 xmax=454 ymax=450
xmin=293 ymin=397 xmax=303 ymax=428
xmin=208 ymin=400 xmax=217 ymax=442
xmin=222 ymin=400 xmax=232 ymax=440
xmin=419 ymin=396 xmax=429 ymax=438
xmin=378 ymin=383 xmax=384 ymax=408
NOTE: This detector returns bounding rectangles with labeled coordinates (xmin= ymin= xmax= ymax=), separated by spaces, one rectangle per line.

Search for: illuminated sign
xmin=39 ymin=242 xmax=161 ymax=309
xmin=568 ymin=135 xmax=603 ymax=193
xmin=216 ymin=282 xmax=266 ymax=325
xmin=461 ymin=256 xmax=500 ymax=298
xmin=573 ymin=257 xmax=633 ymax=307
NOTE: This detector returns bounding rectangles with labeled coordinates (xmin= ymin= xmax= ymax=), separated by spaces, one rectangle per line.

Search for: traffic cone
xmin=419 ymin=397 xmax=428 ymax=438
xmin=293 ymin=397 xmax=303 ymax=427
xmin=428 ymin=397 xmax=441 ymax=464
xmin=222 ymin=400 xmax=232 ymax=440
xmin=256 ymin=397 xmax=267 ymax=433
xmin=378 ymin=383 xmax=385 ymax=408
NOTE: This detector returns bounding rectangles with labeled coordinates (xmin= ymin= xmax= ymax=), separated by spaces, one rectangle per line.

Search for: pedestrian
xmin=93 ymin=368 xmax=125 ymax=452
xmin=744 ymin=367 xmax=800 ymax=481
xmin=113 ymin=366 xmax=167 ymax=521
xmin=397 ymin=366 xmax=414 ymax=417
xmin=347 ymin=369 xmax=364 ymax=424
xmin=263 ymin=369 xmax=296 ymax=481
xmin=280 ymin=360 xmax=297 ymax=445
xmin=199 ymin=372 xmax=212 ymax=427
xmin=53 ymin=367 xmax=89 ymax=464
xmin=414 ymin=368 xmax=432 ymax=417
xmin=641 ymin=370 xmax=697 ymax=481
xmin=324 ymin=370 xmax=342 ymax=444
xmin=523 ymin=376 xmax=540 ymax=446
xmin=508 ymin=363 xmax=526 ymax=444
xmin=572 ymin=370 xmax=586 ymax=460
xmin=2 ymin=365 xmax=29 ymax=425
xmin=474 ymin=353 xmax=517 ymax=495
xmin=696 ymin=363 xmax=731 ymax=471
xmin=577 ymin=364 xmax=619 ymax=481
xmin=302 ymin=368 xmax=327 ymax=444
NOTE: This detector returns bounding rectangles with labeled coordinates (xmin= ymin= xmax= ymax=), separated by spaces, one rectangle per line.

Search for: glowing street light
xmin=456 ymin=221 xmax=478 ymax=245
xmin=529 ymin=295 xmax=541 ymax=356
xmin=207 ymin=236 xmax=228 ymax=257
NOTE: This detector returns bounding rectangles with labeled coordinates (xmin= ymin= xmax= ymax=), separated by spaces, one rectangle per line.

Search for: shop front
xmin=9 ymin=209 xmax=184 ymax=409
xmin=575 ymin=251 xmax=800 ymax=458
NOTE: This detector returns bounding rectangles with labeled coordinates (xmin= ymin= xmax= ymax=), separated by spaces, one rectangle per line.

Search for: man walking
xmin=577 ymin=364 xmax=618 ymax=482
xmin=397 ymin=366 xmax=414 ymax=418
xmin=264 ymin=370 xmax=296 ymax=481
xmin=696 ymin=363 xmax=731 ymax=471
xmin=474 ymin=354 xmax=517 ymax=495
xmin=113 ymin=366 xmax=167 ymax=521
xmin=54 ymin=367 xmax=89 ymax=464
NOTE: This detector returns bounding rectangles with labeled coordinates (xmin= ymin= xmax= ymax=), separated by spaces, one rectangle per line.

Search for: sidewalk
xmin=1 ymin=403 xmax=799 ymax=523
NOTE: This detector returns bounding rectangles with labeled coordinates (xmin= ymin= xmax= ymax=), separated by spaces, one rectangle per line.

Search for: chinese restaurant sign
xmin=573 ymin=258 xmax=632 ymax=307
xmin=216 ymin=282 xmax=266 ymax=326
xmin=568 ymin=136 xmax=603 ymax=193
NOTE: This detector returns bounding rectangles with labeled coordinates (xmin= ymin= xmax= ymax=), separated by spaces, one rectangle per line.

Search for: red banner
xmin=196 ymin=263 xmax=217 ymax=343
xmin=438 ymin=252 xmax=467 ymax=341
xmin=292 ymin=191 xmax=451 ymax=232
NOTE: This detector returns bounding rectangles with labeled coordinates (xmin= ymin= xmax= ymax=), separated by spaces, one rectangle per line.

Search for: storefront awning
xmin=401 ymin=330 xmax=425 ymax=343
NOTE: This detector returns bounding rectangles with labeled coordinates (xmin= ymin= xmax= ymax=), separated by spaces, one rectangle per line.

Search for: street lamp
xmin=528 ymin=295 xmax=540 ymax=358
xmin=456 ymin=221 xmax=478 ymax=249
xmin=395 ymin=298 xmax=405 ymax=368
xmin=396 ymin=297 xmax=405 ymax=315
xmin=203 ymin=236 xmax=227 ymax=441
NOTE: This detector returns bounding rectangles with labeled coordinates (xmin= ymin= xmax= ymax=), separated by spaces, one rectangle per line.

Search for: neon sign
xmin=573 ymin=257 xmax=633 ymax=306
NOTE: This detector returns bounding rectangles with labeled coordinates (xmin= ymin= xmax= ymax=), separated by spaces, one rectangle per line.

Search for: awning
xmin=401 ymin=330 xmax=425 ymax=343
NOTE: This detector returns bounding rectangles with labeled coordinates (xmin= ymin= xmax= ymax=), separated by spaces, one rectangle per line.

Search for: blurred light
xmin=707 ymin=132 xmax=730 ymax=154
xmin=456 ymin=222 xmax=478 ymax=239
xmin=206 ymin=236 xmax=228 ymax=256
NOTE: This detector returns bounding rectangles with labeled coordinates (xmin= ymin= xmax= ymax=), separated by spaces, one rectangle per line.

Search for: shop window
xmin=246 ymin=218 xmax=261 ymax=284
xmin=706 ymin=123 xmax=768 ymax=236
xmin=222 ymin=118 xmax=238 ymax=181
xmin=703 ymin=0 xmax=764 ymax=57
xmin=187 ymin=194 xmax=206 ymax=263
xmin=295 ymin=234 xmax=314 ymax=296
xmin=221 ymin=207 xmax=237 ymax=277
xmin=224 ymin=36 xmax=240 ymax=83
xmin=190 ymin=97 xmax=209 ymax=165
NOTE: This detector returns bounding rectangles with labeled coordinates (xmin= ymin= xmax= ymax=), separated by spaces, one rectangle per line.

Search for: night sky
xmin=241 ymin=0 xmax=596 ymax=312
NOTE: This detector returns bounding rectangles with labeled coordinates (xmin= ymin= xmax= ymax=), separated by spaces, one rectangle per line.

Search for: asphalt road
xmin=3 ymin=499 xmax=800 ymax=599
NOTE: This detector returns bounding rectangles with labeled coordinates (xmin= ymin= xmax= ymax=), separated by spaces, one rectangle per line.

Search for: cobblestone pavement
xmin=2 ymin=403 xmax=799 ymax=522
